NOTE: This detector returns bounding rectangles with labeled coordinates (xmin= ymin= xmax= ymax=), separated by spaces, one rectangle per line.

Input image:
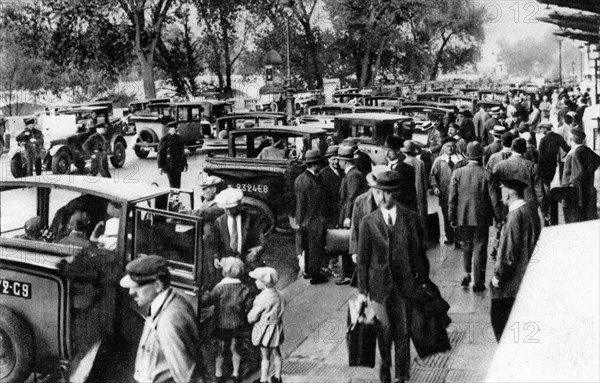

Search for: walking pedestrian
xmin=384 ymin=135 xmax=417 ymax=211
xmin=538 ymin=122 xmax=570 ymax=196
xmin=342 ymin=138 xmax=372 ymax=177
xmin=483 ymin=125 xmax=506 ymax=167
xmin=120 ymin=255 xmax=206 ymax=382
xmin=16 ymin=118 xmax=43 ymax=176
xmin=490 ymin=179 xmax=541 ymax=341
xmin=82 ymin=125 xmax=111 ymax=178
xmin=157 ymin=121 xmax=188 ymax=188
xmin=401 ymin=140 xmax=428 ymax=229
xmin=449 ymin=142 xmax=495 ymax=292
xmin=473 ymin=103 xmax=490 ymax=140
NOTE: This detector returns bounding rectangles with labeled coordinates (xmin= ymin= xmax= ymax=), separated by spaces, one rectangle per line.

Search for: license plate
xmin=0 ymin=279 xmax=32 ymax=299
xmin=236 ymin=183 xmax=269 ymax=194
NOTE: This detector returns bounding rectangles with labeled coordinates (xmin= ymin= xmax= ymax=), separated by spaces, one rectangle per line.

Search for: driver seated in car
xmin=257 ymin=135 xmax=286 ymax=160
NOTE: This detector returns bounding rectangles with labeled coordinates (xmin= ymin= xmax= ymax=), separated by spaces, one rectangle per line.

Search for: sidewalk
xmin=254 ymin=236 xmax=499 ymax=383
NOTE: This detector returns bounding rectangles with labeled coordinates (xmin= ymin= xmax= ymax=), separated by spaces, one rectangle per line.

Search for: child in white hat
xmin=247 ymin=267 xmax=284 ymax=383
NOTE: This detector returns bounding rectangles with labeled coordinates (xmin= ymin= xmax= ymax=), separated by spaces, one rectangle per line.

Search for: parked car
xmin=0 ymin=177 xmax=212 ymax=382
xmin=253 ymin=91 xmax=287 ymax=113
xmin=438 ymin=95 xmax=477 ymax=113
xmin=133 ymin=101 xmax=205 ymax=159
xmin=415 ymin=92 xmax=453 ymax=103
xmin=395 ymin=105 xmax=454 ymax=145
xmin=478 ymin=90 xmax=507 ymax=102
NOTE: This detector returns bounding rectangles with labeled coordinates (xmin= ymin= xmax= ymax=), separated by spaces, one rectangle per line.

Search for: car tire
xmin=270 ymin=102 xmax=278 ymax=113
xmin=110 ymin=141 xmax=126 ymax=168
xmin=0 ymin=306 xmax=35 ymax=383
xmin=0 ymin=139 xmax=4 ymax=155
xmin=10 ymin=154 xmax=27 ymax=178
xmin=51 ymin=150 xmax=72 ymax=175
xmin=134 ymin=138 xmax=150 ymax=159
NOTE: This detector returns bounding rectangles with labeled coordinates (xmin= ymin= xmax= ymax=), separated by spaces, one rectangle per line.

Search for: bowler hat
xmin=166 ymin=121 xmax=178 ymax=128
xmin=249 ymin=267 xmax=279 ymax=288
xmin=383 ymin=135 xmax=403 ymax=152
xmin=465 ymin=141 xmax=484 ymax=160
xmin=120 ymin=255 xmax=169 ymax=288
xmin=491 ymin=125 xmax=506 ymax=137
xmin=441 ymin=136 xmax=456 ymax=145
xmin=570 ymin=128 xmax=586 ymax=140
xmin=490 ymin=106 xmax=501 ymax=115
xmin=500 ymin=178 xmax=528 ymax=194
xmin=215 ymin=187 xmax=244 ymax=209
xmin=335 ymin=146 xmax=356 ymax=161
xmin=366 ymin=170 xmax=402 ymax=191
xmin=325 ymin=145 xmax=339 ymax=158
xmin=304 ymin=149 xmax=322 ymax=164
xmin=24 ymin=216 xmax=43 ymax=235
xmin=400 ymin=140 xmax=421 ymax=155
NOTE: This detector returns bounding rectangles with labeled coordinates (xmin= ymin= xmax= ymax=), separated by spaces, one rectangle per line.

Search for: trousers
xmin=297 ymin=217 xmax=325 ymax=277
xmin=459 ymin=225 xmax=489 ymax=286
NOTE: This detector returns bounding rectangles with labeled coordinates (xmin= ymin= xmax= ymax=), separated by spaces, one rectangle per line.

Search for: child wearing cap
xmin=202 ymin=257 xmax=252 ymax=383
xmin=247 ymin=267 xmax=284 ymax=383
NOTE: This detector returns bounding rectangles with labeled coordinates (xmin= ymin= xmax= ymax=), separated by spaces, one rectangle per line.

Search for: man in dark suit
xmin=449 ymin=142 xmax=495 ymax=292
xmin=456 ymin=109 xmax=477 ymax=143
xmin=490 ymin=178 xmax=541 ymax=341
xmin=342 ymin=137 xmax=372 ymax=177
xmin=538 ymin=121 xmax=570 ymax=195
xmin=295 ymin=150 xmax=329 ymax=284
xmin=57 ymin=211 xmax=93 ymax=248
xmin=316 ymin=145 xmax=342 ymax=228
xmin=384 ymin=135 xmax=417 ymax=211
xmin=482 ymin=107 xmax=503 ymax=145
xmin=356 ymin=170 xmax=429 ymax=383
xmin=483 ymin=125 xmax=505 ymax=167
xmin=82 ymin=126 xmax=111 ymax=178
xmin=157 ymin=121 xmax=188 ymax=188
xmin=211 ymin=188 xmax=266 ymax=270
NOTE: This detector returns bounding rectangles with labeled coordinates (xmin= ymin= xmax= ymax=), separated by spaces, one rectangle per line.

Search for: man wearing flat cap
xmin=560 ymin=128 xmax=600 ymax=223
xmin=356 ymin=170 xmax=429 ymax=383
xmin=120 ymin=255 xmax=206 ymax=382
xmin=212 ymin=188 xmax=266 ymax=271
xmin=316 ymin=145 xmax=342 ymax=229
xmin=295 ymin=149 xmax=329 ymax=284
xmin=490 ymin=178 xmax=541 ymax=341
xmin=16 ymin=117 xmax=44 ymax=176
xmin=383 ymin=135 xmax=418 ymax=211
xmin=157 ymin=121 xmax=188 ymax=188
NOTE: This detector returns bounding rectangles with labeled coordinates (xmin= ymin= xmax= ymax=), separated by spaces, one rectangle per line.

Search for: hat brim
xmin=401 ymin=148 xmax=420 ymax=155
xmin=465 ymin=153 xmax=484 ymax=160
xmin=216 ymin=201 xmax=242 ymax=209
xmin=119 ymin=274 xmax=138 ymax=288
xmin=335 ymin=155 xmax=355 ymax=161
xmin=366 ymin=173 xmax=402 ymax=191
xmin=304 ymin=158 xmax=322 ymax=164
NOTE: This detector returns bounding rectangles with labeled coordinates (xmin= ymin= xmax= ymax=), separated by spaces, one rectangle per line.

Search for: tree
xmin=117 ymin=0 xmax=176 ymax=98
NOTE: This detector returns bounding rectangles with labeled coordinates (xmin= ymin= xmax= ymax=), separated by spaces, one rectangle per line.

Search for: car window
xmin=191 ymin=107 xmax=201 ymax=122
xmin=0 ymin=186 xmax=38 ymax=237
xmin=178 ymin=107 xmax=189 ymax=122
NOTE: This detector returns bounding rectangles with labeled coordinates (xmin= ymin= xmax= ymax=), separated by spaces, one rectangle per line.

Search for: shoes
xmin=271 ymin=377 xmax=282 ymax=383
xmin=473 ymin=284 xmax=486 ymax=292
xmin=231 ymin=376 xmax=241 ymax=383
xmin=310 ymin=273 xmax=329 ymax=285
xmin=443 ymin=239 xmax=454 ymax=245
xmin=215 ymin=376 xmax=225 ymax=383
xmin=455 ymin=242 xmax=462 ymax=250
xmin=335 ymin=277 xmax=352 ymax=285
xmin=460 ymin=274 xmax=471 ymax=287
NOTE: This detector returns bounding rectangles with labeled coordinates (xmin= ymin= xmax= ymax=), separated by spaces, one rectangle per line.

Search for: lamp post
xmin=280 ymin=0 xmax=295 ymax=124
xmin=579 ymin=44 xmax=585 ymax=82
xmin=557 ymin=37 xmax=563 ymax=87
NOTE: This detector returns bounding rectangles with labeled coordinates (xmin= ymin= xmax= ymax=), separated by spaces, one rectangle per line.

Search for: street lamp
xmin=279 ymin=0 xmax=295 ymax=124
xmin=579 ymin=44 xmax=585 ymax=82
xmin=556 ymin=37 xmax=563 ymax=87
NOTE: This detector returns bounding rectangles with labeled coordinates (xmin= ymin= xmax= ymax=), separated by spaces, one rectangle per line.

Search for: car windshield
xmin=232 ymin=132 xmax=325 ymax=159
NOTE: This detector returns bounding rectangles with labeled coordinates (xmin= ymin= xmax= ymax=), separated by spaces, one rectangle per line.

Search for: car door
xmin=177 ymin=105 xmax=202 ymax=144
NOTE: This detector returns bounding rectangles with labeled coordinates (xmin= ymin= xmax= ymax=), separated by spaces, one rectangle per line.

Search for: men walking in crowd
xmin=482 ymin=107 xmax=502 ymax=145
xmin=486 ymin=132 xmax=514 ymax=173
xmin=157 ymin=121 xmax=188 ymax=188
xmin=449 ymin=142 xmax=495 ymax=292
xmin=120 ymin=255 xmax=206 ymax=382
xmin=456 ymin=109 xmax=476 ymax=143
xmin=16 ymin=117 xmax=44 ymax=176
xmin=483 ymin=125 xmax=506 ymax=167
xmin=561 ymin=129 xmax=600 ymax=223
xmin=83 ymin=125 xmax=111 ymax=178
xmin=342 ymin=138 xmax=372 ymax=177
xmin=356 ymin=170 xmax=428 ymax=383
xmin=473 ymin=103 xmax=490 ymax=140
xmin=316 ymin=145 xmax=342 ymax=229
xmin=295 ymin=150 xmax=329 ymax=285
xmin=538 ymin=121 xmax=570 ymax=196
xmin=402 ymin=140 xmax=428 ymax=228
xmin=430 ymin=137 xmax=463 ymax=246
xmin=555 ymin=112 xmax=575 ymax=179
xmin=384 ymin=135 xmax=417 ymax=211
xmin=490 ymin=179 xmax=541 ymax=341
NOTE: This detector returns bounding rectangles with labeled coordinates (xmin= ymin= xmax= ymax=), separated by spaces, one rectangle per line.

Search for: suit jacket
xmin=491 ymin=203 xmax=541 ymax=299
xmin=482 ymin=117 xmax=500 ymax=145
xmin=404 ymin=156 xmax=428 ymax=221
xmin=458 ymin=119 xmax=476 ymax=142
xmin=211 ymin=210 xmax=265 ymax=261
xmin=357 ymin=203 xmax=429 ymax=303
xmin=390 ymin=161 xmax=418 ymax=211
xmin=483 ymin=140 xmax=502 ymax=167
xmin=448 ymin=162 xmax=495 ymax=227
xmin=349 ymin=190 xmax=378 ymax=255
xmin=562 ymin=145 xmax=600 ymax=209
xmin=316 ymin=166 xmax=343 ymax=227
xmin=492 ymin=154 xmax=545 ymax=214
xmin=339 ymin=167 xmax=369 ymax=225
xmin=538 ymin=132 xmax=570 ymax=184
xmin=355 ymin=151 xmax=373 ymax=177
xmin=157 ymin=133 xmax=187 ymax=172
xmin=294 ymin=170 xmax=323 ymax=227
xmin=473 ymin=110 xmax=490 ymax=138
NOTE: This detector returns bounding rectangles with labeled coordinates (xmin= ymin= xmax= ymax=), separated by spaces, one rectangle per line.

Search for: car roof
xmin=1 ymin=176 xmax=172 ymax=203
xmin=57 ymin=106 xmax=109 ymax=114
xmin=335 ymin=113 xmax=412 ymax=121
xmin=217 ymin=113 xmax=286 ymax=121
xmin=230 ymin=126 xmax=328 ymax=136
xmin=397 ymin=106 xmax=451 ymax=113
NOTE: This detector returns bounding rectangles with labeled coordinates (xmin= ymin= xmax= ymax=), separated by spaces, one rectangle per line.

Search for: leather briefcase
xmin=347 ymin=296 xmax=377 ymax=368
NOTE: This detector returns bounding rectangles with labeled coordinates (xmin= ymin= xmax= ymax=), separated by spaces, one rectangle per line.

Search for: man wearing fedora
xmin=383 ymin=135 xmax=417 ymax=211
xmin=401 ymin=141 xmax=428 ymax=229
xmin=212 ymin=188 xmax=266 ymax=271
xmin=482 ymin=106 xmax=503 ymax=145
xmin=338 ymin=146 xmax=369 ymax=229
xmin=356 ymin=170 xmax=429 ymax=383
xmin=490 ymin=178 xmax=541 ymax=341
xmin=483 ymin=125 xmax=506 ymax=167
xmin=538 ymin=122 xmax=570 ymax=196
xmin=342 ymin=137 xmax=372 ymax=177
xmin=449 ymin=142 xmax=495 ymax=292
xmin=295 ymin=149 xmax=329 ymax=284
xmin=316 ymin=145 xmax=342 ymax=229
xmin=157 ymin=121 xmax=188 ymax=189
xmin=120 ymin=255 xmax=206 ymax=382
xmin=455 ymin=109 xmax=476 ymax=143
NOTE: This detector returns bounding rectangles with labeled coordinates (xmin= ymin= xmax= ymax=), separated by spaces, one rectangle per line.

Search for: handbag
xmin=346 ymin=295 xmax=377 ymax=368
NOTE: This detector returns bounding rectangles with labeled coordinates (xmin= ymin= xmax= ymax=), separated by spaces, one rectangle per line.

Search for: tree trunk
xmin=359 ymin=39 xmax=373 ymax=89
xmin=139 ymin=54 xmax=156 ymax=99
xmin=220 ymin=15 xmax=232 ymax=96
xmin=300 ymin=20 xmax=323 ymax=89
xmin=430 ymin=33 xmax=452 ymax=81
xmin=369 ymin=38 xmax=387 ymax=87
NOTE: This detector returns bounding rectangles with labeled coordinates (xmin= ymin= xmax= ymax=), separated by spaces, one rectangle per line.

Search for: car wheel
xmin=110 ymin=141 xmax=126 ymax=168
xmin=270 ymin=102 xmax=278 ymax=113
xmin=0 ymin=306 xmax=35 ymax=383
xmin=134 ymin=137 xmax=150 ymax=159
xmin=51 ymin=150 xmax=72 ymax=174
xmin=0 ymin=139 xmax=4 ymax=155
xmin=10 ymin=154 xmax=27 ymax=178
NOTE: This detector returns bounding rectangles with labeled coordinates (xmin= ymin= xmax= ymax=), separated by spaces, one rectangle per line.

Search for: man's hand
xmin=183 ymin=165 xmax=188 ymax=172
xmin=247 ymin=246 xmax=263 ymax=262
xmin=343 ymin=218 xmax=351 ymax=228
xmin=433 ymin=187 xmax=440 ymax=196
xmin=352 ymin=254 xmax=358 ymax=264
xmin=91 ymin=221 xmax=104 ymax=237
xmin=213 ymin=258 xmax=222 ymax=269
xmin=491 ymin=276 xmax=500 ymax=288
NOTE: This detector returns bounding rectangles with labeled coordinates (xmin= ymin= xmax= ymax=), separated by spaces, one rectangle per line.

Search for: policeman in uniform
xmin=120 ymin=255 xmax=206 ymax=382
xmin=16 ymin=117 xmax=44 ymax=176
xmin=157 ymin=121 xmax=188 ymax=188
xmin=82 ymin=123 xmax=111 ymax=178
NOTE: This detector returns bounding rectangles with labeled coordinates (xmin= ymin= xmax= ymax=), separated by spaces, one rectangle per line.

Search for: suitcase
xmin=427 ymin=212 xmax=440 ymax=243
xmin=347 ymin=296 xmax=377 ymax=368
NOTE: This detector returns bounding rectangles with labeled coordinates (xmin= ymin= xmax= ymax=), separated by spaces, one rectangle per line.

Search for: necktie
xmin=230 ymin=218 xmax=239 ymax=254
xmin=448 ymin=157 xmax=455 ymax=169
xmin=387 ymin=213 xmax=394 ymax=230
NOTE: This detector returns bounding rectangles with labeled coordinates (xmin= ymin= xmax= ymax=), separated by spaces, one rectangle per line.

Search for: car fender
xmin=49 ymin=144 xmax=73 ymax=158
xmin=135 ymin=128 xmax=159 ymax=145
xmin=8 ymin=145 xmax=24 ymax=159
xmin=110 ymin=135 xmax=127 ymax=150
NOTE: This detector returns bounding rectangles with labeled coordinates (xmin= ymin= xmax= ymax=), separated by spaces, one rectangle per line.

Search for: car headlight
xmin=43 ymin=140 xmax=51 ymax=150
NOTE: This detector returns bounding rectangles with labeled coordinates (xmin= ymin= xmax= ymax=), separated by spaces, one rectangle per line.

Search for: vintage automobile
xmin=438 ymin=95 xmax=477 ymax=113
xmin=8 ymin=106 xmax=127 ymax=177
xmin=331 ymin=92 xmax=366 ymax=105
xmin=203 ymin=126 xmax=328 ymax=232
xmin=199 ymin=113 xmax=287 ymax=157
xmin=133 ymin=101 xmax=205 ymax=159
xmin=478 ymin=89 xmax=507 ymax=102
xmin=122 ymin=98 xmax=171 ymax=134
xmin=197 ymin=99 xmax=234 ymax=124
xmin=354 ymin=105 xmax=395 ymax=114
xmin=363 ymin=95 xmax=404 ymax=109
xmin=0 ymin=176 xmax=215 ymax=383
xmin=401 ymin=100 xmax=460 ymax=114
xmin=299 ymin=104 xmax=356 ymax=127
xmin=415 ymin=92 xmax=453 ymax=103
xmin=332 ymin=113 xmax=414 ymax=165
xmin=294 ymin=90 xmax=325 ymax=115
xmin=395 ymin=105 xmax=454 ymax=145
